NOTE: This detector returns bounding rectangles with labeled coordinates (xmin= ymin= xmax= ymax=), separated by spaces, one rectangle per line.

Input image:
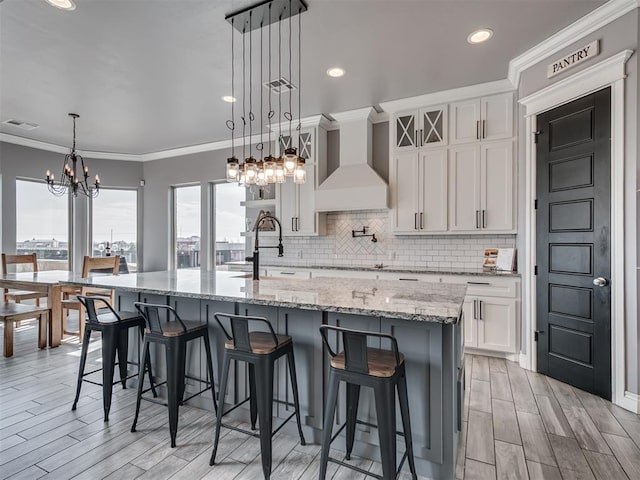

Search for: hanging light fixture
xmin=225 ymin=0 xmax=308 ymax=187
xmin=45 ymin=113 xmax=100 ymax=198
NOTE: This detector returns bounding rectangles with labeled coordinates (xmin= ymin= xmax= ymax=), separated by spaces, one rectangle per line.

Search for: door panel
xmin=536 ymin=88 xmax=611 ymax=399
xmin=448 ymin=145 xmax=480 ymax=231
xmin=297 ymin=167 xmax=316 ymax=235
xmin=477 ymin=297 xmax=517 ymax=353
xmin=481 ymin=93 xmax=514 ymax=141
xmin=481 ymin=140 xmax=514 ymax=231
xmin=392 ymin=153 xmax=420 ymax=232
xmin=420 ymin=149 xmax=448 ymax=231
xmin=277 ymin=180 xmax=297 ymax=235
xmin=450 ymin=100 xmax=480 ymax=144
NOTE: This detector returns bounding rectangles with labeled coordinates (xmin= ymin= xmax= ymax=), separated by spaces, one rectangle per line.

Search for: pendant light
xmin=45 ymin=113 xmax=100 ymax=198
xmin=225 ymin=0 xmax=308 ymax=187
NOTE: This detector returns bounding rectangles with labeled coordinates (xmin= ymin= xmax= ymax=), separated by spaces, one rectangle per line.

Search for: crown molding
xmin=378 ymin=79 xmax=515 ymax=114
xmin=508 ymin=0 xmax=639 ymax=87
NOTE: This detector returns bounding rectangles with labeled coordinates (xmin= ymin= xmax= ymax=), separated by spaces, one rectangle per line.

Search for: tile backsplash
xmin=259 ymin=210 xmax=516 ymax=269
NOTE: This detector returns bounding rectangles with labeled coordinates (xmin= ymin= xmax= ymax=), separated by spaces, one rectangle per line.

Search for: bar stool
xmin=318 ymin=325 xmax=417 ymax=480
xmin=71 ymin=296 xmax=156 ymax=421
xmin=209 ymin=313 xmax=306 ymax=480
xmin=131 ymin=302 xmax=217 ymax=448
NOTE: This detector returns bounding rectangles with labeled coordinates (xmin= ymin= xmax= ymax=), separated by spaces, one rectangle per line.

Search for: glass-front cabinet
xmin=394 ymin=104 xmax=447 ymax=151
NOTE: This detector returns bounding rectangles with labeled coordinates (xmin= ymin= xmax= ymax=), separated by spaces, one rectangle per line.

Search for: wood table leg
xmin=4 ymin=320 xmax=13 ymax=357
xmin=48 ymin=284 xmax=62 ymax=347
xmin=38 ymin=312 xmax=48 ymax=349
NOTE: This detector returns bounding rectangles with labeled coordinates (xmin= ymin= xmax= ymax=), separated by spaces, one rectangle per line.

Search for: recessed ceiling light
xmin=467 ymin=29 xmax=493 ymax=44
xmin=326 ymin=67 xmax=346 ymax=78
xmin=44 ymin=0 xmax=77 ymax=11
xmin=221 ymin=96 xmax=237 ymax=103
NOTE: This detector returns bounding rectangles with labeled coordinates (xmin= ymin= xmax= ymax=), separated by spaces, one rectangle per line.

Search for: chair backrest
xmin=2 ymin=253 xmax=38 ymax=274
xmin=82 ymin=255 xmax=120 ymax=278
xmin=213 ymin=312 xmax=278 ymax=353
xmin=134 ymin=302 xmax=186 ymax=335
xmin=76 ymin=295 xmax=121 ymax=324
xmin=319 ymin=325 xmax=401 ymax=375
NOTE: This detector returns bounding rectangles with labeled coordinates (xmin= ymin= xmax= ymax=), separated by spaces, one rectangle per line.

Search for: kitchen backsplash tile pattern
xmin=259 ymin=210 xmax=516 ymax=269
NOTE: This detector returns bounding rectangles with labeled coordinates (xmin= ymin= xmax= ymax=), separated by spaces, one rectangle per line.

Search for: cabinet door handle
xmin=296 ymin=217 xmax=300 ymax=231
xmin=291 ymin=217 xmax=295 ymax=231
xmin=420 ymin=212 xmax=424 ymax=229
xmin=419 ymin=128 xmax=423 ymax=146
xmin=482 ymin=119 xmax=486 ymax=139
xmin=415 ymin=129 xmax=418 ymax=147
xmin=473 ymin=299 xmax=477 ymax=320
xmin=399 ymin=278 xmax=419 ymax=281
xmin=479 ymin=300 xmax=483 ymax=320
xmin=467 ymin=281 xmax=490 ymax=285
xmin=414 ymin=212 xmax=418 ymax=230
xmin=475 ymin=210 xmax=480 ymax=229
xmin=279 ymin=272 xmax=296 ymax=275
xmin=476 ymin=120 xmax=480 ymax=140
xmin=482 ymin=210 xmax=486 ymax=228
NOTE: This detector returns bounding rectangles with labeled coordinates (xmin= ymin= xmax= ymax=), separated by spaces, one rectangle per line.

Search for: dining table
xmin=0 ymin=270 xmax=84 ymax=347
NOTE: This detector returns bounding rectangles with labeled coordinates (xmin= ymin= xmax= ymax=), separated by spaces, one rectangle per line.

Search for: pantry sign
xmin=547 ymin=40 xmax=599 ymax=78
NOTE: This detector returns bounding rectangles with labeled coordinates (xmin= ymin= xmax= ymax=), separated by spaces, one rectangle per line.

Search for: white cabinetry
xmin=277 ymin=124 xmax=327 ymax=236
xmin=394 ymin=105 xmax=447 ymax=151
xmin=449 ymin=140 xmax=514 ymax=233
xmin=391 ymin=149 xmax=448 ymax=233
xmin=450 ymin=92 xmax=513 ymax=144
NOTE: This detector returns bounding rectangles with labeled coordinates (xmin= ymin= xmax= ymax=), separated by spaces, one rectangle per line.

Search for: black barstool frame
xmin=131 ymin=302 xmax=217 ymax=448
xmin=71 ymin=295 xmax=156 ymax=422
xmin=318 ymin=325 xmax=417 ymax=480
xmin=209 ymin=312 xmax=306 ymax=480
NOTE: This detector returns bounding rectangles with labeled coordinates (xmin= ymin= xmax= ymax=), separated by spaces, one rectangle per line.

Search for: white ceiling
xmin=0 ymin=0 xmax=605 ymax=155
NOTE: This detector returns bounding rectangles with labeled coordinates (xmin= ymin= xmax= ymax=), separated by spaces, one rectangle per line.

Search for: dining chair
xmin=1 ymin=253 xmax=47 ymax=327
xmin=62 ymin=255 xmax=120 ymax=339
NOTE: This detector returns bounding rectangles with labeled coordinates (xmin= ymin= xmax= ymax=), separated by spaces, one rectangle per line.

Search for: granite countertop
xmin=226 ymin=261 xmax=520 ymax=277
xmin=66 ymin=270 xmax=467 ymax=324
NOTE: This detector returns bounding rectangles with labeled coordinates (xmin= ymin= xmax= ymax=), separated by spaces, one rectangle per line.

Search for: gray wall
xmin=0 ymin=142 xmax=144 ymax=272
xmin=516 ymin=10 xmax=639 ymax=394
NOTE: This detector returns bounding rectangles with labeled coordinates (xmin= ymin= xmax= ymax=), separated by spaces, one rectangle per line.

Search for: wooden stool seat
xmin=0 ymin=302 xmax=49 ymax=357
xmin=330 ymin=348 xmax=405 ymax=378
xmin=224 ymin=332 xmax=292 ymax=354
xmin=145 ymin=320 xmax=207 ymax=337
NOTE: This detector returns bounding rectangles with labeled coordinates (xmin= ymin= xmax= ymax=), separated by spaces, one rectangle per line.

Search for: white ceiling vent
xmin=3 ymin=119 xmax=39 ymax=130
xmin=264 ymin=77 xmax=296 ymax=95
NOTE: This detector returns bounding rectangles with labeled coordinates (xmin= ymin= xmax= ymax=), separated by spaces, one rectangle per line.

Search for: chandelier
xmin=45 ymin=113 xmax=100 ymax=198
xmin=225 ymin=0 xmax=308 ymax=187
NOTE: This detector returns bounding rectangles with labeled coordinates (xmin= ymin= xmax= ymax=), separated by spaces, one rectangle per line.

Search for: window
xmin=213 ymin=182 xmax=246 ymax=269
xmin=16 ymin=179 xmax=69 ymax=271
xmin=174 ymin=185 xmax=201 ymax=269
xmin=91 ymin=189 xmax=138 ymax=272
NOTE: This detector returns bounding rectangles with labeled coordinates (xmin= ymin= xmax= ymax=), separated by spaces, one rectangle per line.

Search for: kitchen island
xmin=66 ymin=270 xmax=466 ymax=479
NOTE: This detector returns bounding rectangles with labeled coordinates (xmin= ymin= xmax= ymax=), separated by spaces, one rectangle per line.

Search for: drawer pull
xmin=279 ymin=272 xmax=296 ymax=275
xmin=467 ymin=281 xmax=490 ymax=285
xmin=399 ymin=278 xmax=419 ymax=281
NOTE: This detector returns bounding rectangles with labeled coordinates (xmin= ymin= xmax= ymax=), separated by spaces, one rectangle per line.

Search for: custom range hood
xmin=315 ymin=107 xmax=388 ymax=211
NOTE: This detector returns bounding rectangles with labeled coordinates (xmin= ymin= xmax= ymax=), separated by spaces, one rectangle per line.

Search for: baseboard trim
xmin=620 ymin=391 xmax=640 ymax=413
xmin=465 ymin=347 xmax=519 ymax=362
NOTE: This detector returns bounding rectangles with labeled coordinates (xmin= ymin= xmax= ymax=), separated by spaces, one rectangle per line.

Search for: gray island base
xmin=68 ymin=271 xmax=466 ymax=479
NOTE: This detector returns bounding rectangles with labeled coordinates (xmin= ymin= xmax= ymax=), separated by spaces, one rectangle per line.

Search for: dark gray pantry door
xmin=535 ymin=87 xmax=611 ymax=400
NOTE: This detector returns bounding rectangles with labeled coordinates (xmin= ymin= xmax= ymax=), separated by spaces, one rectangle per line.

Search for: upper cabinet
xmin=389 ymin=90 xmax=516 ymax=235
xmin=394 ymin=105 xmax=448 ymax=151
xmin=450 ymin=92 xmax=513 ymax=144
xmin=276 ymin=125 xmax=327 ymax=236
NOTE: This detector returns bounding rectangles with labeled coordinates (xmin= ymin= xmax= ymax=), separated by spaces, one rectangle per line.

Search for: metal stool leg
xmin=319 ymin=370 xmax=340 ymax=480
xmin=101 ymin=327 xmax=118 ymax=422
xmin=286 ymin=348 xmax=306 ymax=445
xmin=255 ymin=360 xmax=275 ymax=480
xmin=131 ymin=338 xmax=150 ymax=433
xmin=375 ymin=381 xmax=397 ymax=480
xmin=71 ymin=326 xmax=92 ymax=411
xmin=345 ymin=382 xmax=361 ymax=460
xmin=117 ymin=327 xmax=129 ymax=388
xmin=202 ymin=330 xmax=218 ymax=414
xmin=397 ymin=369 xmax=417 ymax=479
xmin=138 ymin=326 xmax=157 ymax=398
xmin=248 ymin=363 xmax=258 ymax=430
xmin=210 ymin=352 xmax=231 ymax=466
xmin=165 ymin=340 xmax=183 ymax=447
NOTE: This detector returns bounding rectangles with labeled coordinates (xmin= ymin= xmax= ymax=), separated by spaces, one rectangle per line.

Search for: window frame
xmin=171 ymin=183 xmax=202 ymax=271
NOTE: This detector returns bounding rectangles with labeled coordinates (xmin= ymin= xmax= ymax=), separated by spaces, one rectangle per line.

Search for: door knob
xmin=593 ymin=277 xmax=609 ymax=287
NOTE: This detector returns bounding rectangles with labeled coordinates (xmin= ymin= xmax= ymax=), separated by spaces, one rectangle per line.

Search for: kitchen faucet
xmin=246 ymin=212 xmax=284 ymax=281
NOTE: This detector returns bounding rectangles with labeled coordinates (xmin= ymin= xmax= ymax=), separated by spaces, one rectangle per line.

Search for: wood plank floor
xmin=2 ymin=324 xmax=640 ymax=479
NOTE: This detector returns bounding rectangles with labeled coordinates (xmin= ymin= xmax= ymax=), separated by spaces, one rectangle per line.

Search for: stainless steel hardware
xmin=415 ymin=129 xmax=418 ymax=147
xmin=399 ymin=278 xmax=418 ymax=281
xmin=482 ymin=120 xmax=486 ymax=139
xmin=475 ymin=210 xmax=480 ymax=229
xmin=280 ymin=272 xmax=295 ymax=275
xmin=593 ymin=277 xmax=609 ymax=287
xmin=467 ymin=281 xmax=490 ymax=285
xmin=476 ymin=121 xmax=480 ymax=140
xmin=296 ymin=217 xmax=299 ymax=232
xmin=291 ymin=217 xmax=295 ymax=231
xmin=420 ymin=212 xmax=424 ymax=229
xmin=419 ymin=128 xmax=423 ymax=146
xmin=473 ymin=299 xmax=477 ymax=320
xmin=414 ymin=212 xmax=418 ymax=230
xmin=482 ymin=210 xmax=486 ymax=228
xmin=479 ymin=300 xmax=483 ymax=320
